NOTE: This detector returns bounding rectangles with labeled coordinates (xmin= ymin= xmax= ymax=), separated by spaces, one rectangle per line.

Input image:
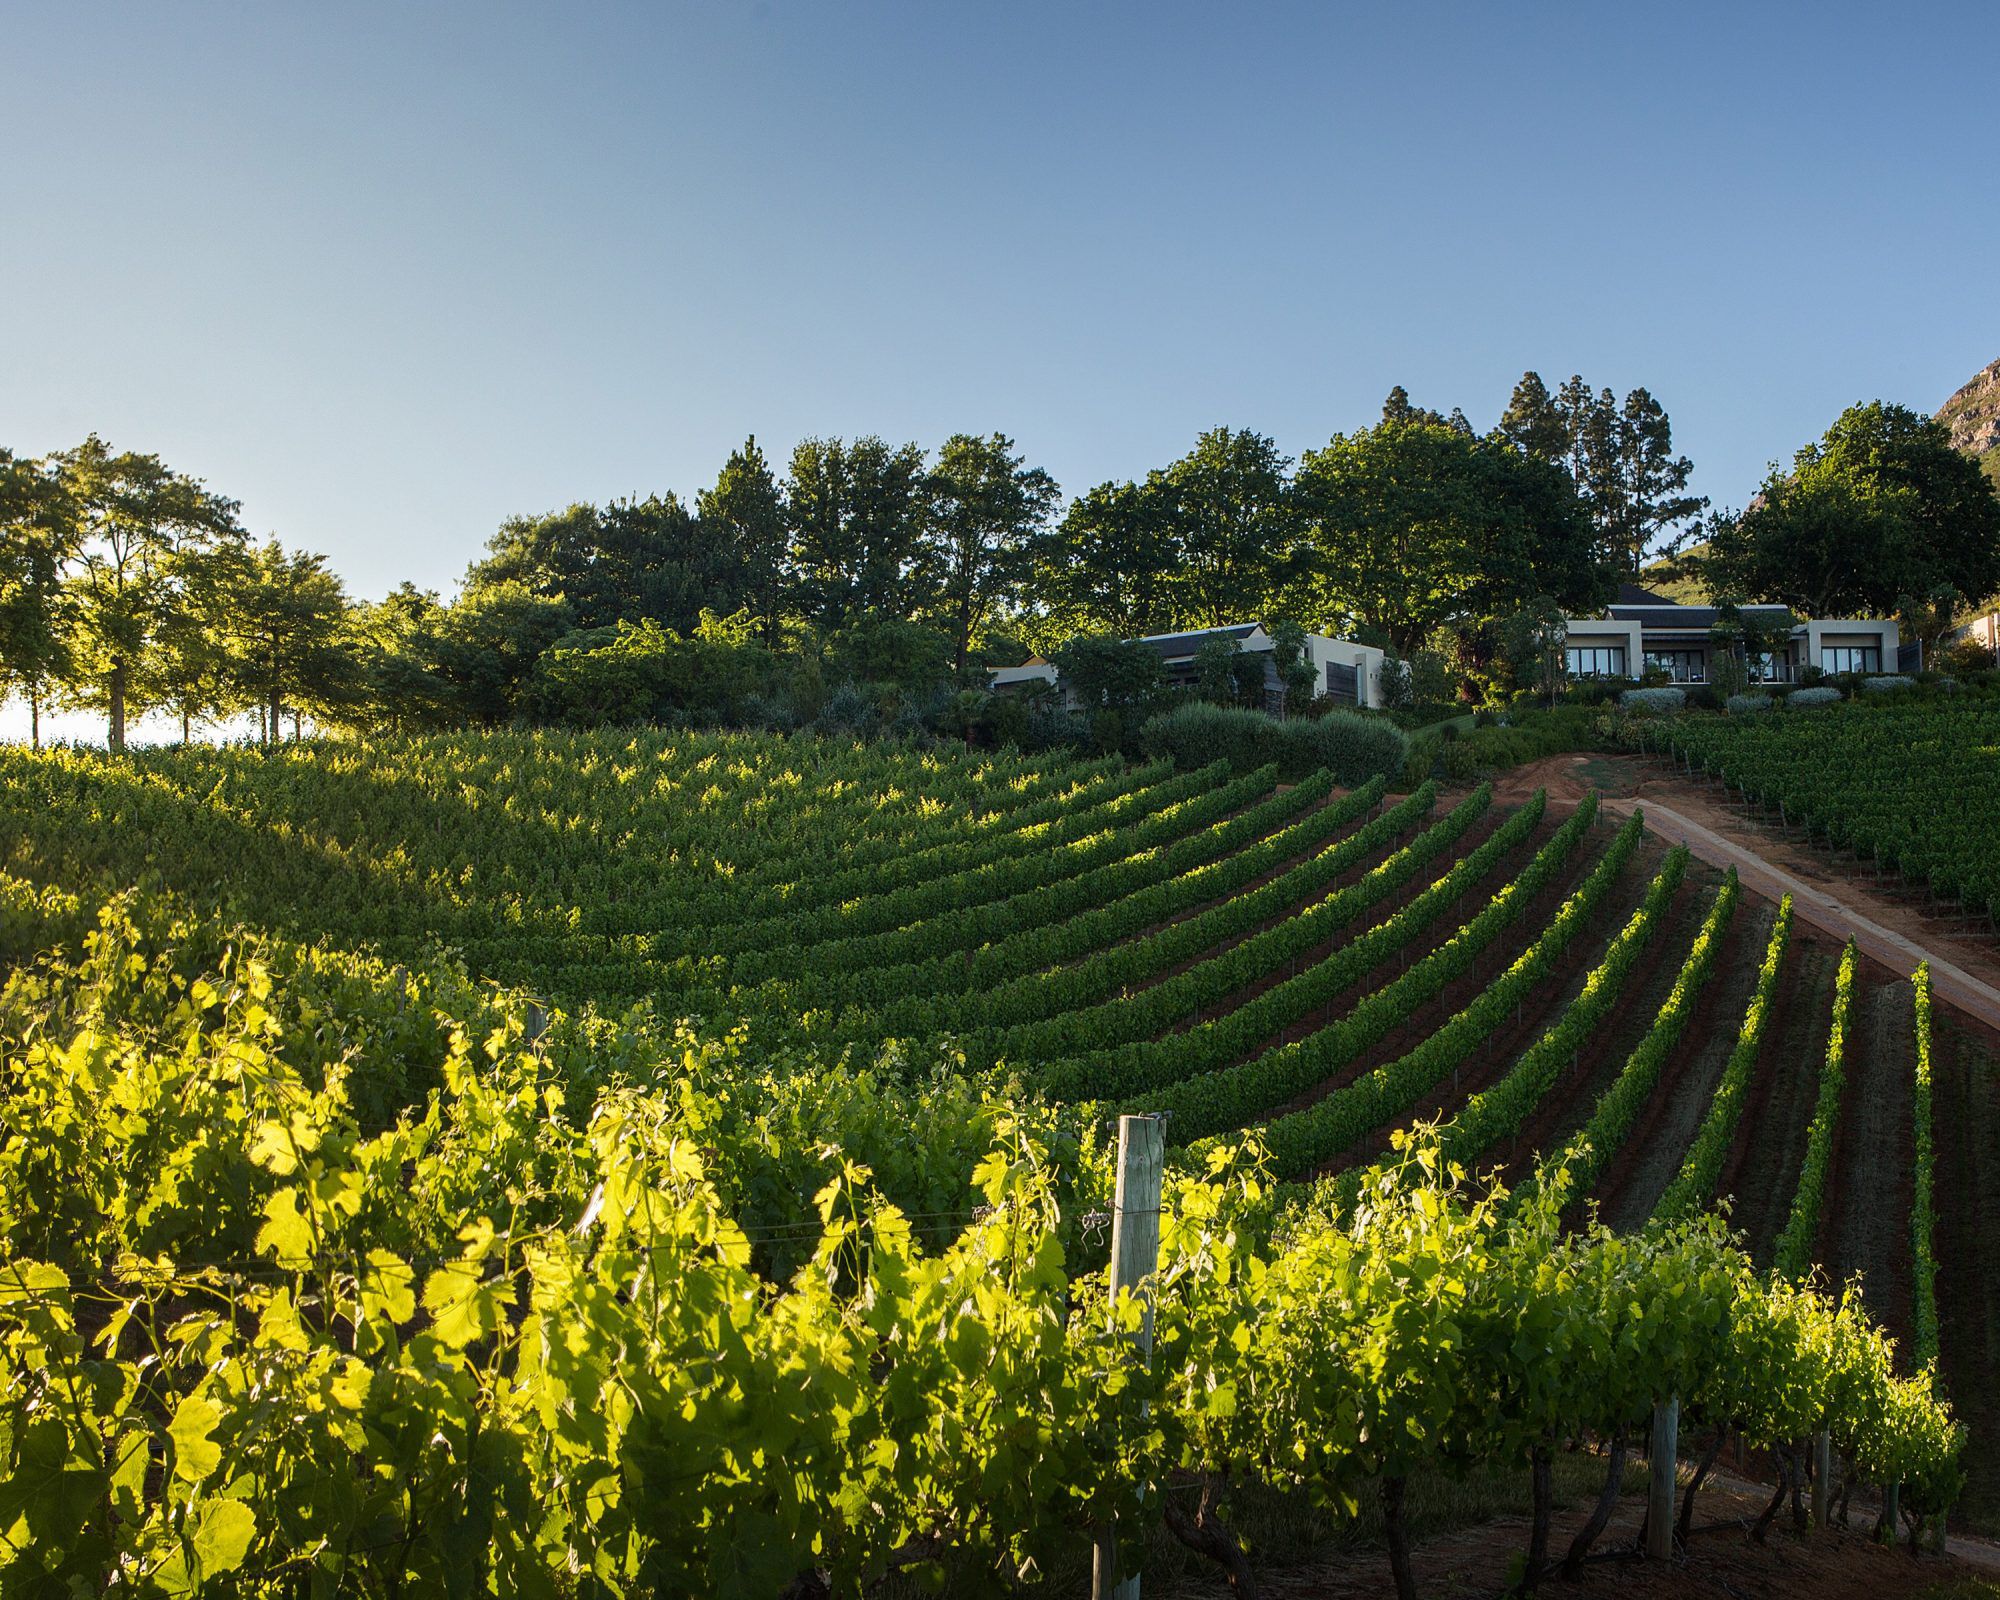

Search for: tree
xmin=1192 ymin=635 xmax=1238 ymax=703
xmin=697 ymin=436 xmax=790 ymax=646
xmin=1499 ymin=598 xmax=1569 ymax=707
xmin=1268 ymin=619 xmax=1317 ymax=711
xmin=1049 ymin=634 xmax=1163 ymax=752
xmin=1513 ymin=376 xmax=1705 ymax=572
xmin=1898 ymin=584 xmax=1964 ymax=666
xmin=50 ymin=436 xmax=242 ymax=751
xmin=919 ymin=433 xmax=1059 ymax=673
xmin=786 ymin=437 xmax=930 ymax=627
xmin=1703 ymin=402 xmax=2000 ymax=617
xmin=0 ymin=450 xmax=74 ymax=748
xmin=352 ymin=583 xmax=455 ymax=731
xmin=1606 ymin=388 xmax=1704 ymax=571
xmin=1292 ymin=413 xmax=1605 ymax=655
xmin=431 ymin=581 xmax=576 ymax=726
xmin=469 ymin=494 xmax=729 ymax=634
xmin=1160 ymin=427 xmax=1294 ymax=627
xmin=227 ymin=541 xmax=359 ymax=742
xmin=143 ymin=537 xmax=246 ymax=742
xmin=1027 ymin=477 xmax=1182 ymax=641
xmin=1495 ymin=373 xmax=1569 ymax=463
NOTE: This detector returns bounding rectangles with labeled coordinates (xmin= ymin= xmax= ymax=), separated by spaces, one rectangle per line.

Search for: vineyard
xmin=1650 ymin=697 xmax=2000 ymax=923
xmin=0 ymin=729 xmax=1989 ymax=1597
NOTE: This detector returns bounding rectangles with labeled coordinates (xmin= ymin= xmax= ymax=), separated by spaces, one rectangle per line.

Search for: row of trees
xmin=1035 ymin=376 xmax=1705 ymax=653
xmin=0 ymin=439 xmax=352 ymax=750
xmin=13 ymin=379 xmax=1991 ymax=748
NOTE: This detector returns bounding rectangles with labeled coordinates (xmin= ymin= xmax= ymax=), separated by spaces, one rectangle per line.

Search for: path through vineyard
xmin=1487 ymin=754 xmax=2000 ymax=1032
xmin=1489 ymin=751 xmax=2000 ymax=1537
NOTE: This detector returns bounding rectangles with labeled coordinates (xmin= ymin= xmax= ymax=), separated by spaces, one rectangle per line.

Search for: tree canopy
xmin=1291 ymin=408 xmax=1605 ymax=655
xmin=1703 ymin=401 xmax=2000 ymax=617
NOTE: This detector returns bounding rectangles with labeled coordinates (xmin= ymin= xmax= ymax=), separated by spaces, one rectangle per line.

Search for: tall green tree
xmin=0 ymin=450 xmax=74 ymax=748
xmin=431 ymin=581 xmax=576 ymax=727
xmin=470 ymin=494 xmax=728 ymax=633
xmin=227 ymin=540 xmax=359 ymax=742
xmin=1512 ymin=375 xmax=1705 ymax=572
xmin=1027 ymin=476 xmax=1182 ymax=641
xmin=50 ymin=436 xmax=242 ymax=751
xmin=697 ymin=436 xmax=789 ymax=645
xmin=1703 ymin=401 xmax=2000 ymax=617
xmin=785 ymin=436 xmax=930 ymax=627
xmin=1292 ymin=411 xmax=1604 ymax=654
xmin=1494 ymin=372 xmax=1569 ymax=463
xmin=143 ymin=537 xmax=246 ymax=742
xmin=1160 ymin=427 xmax=1294 ymax=626
xmin=919 ymin=433 xmax=1059 ymax=672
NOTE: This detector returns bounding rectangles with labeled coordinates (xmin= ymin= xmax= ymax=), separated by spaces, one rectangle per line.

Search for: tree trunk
xmin=1751 ymin=1451 xmax=1790 ymax=1543
xmin=181 ymin=707 xmax=191 ymax=745
xmin=269 ymin=687 xmax=282 ymax=749
xmin=108 ymin=659 xmax=127 ymax=753
xmin=1562 ymin=1430 xmax=1627 ymax=1578
xmin=1162 ymin=1474 xmax=1258 ymax=1597
xmin=28 ymin=688 xmax=39 ymax=752
xmin=1381 ymin=1475 xmax=1417 ymax=1600
xmin=1679 ymin=1427 xmax=1727 ymax=1545
xmin=1523 ymin=1443 xmax=1554 ymax=1590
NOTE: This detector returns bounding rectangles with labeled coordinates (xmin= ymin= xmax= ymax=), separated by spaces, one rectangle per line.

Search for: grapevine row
xmin=1652 ymin=895 xmax=1794 ymax=1223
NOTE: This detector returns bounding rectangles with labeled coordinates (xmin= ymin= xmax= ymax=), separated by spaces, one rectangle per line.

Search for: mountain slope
xmin=1938 ymin=355 xmax=2000 ymax=488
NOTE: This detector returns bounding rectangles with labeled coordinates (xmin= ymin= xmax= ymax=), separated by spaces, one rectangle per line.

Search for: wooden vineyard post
xmin=1093 ymin=1113 xmax=1166 ymax=1600
xmin=1812 ymin=1431 xmax=1831 ymax=1527
xmin=1647 ymin=1396 xmax=1678 ymax=1560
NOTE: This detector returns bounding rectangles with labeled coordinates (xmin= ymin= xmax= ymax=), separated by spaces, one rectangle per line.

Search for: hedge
xmin=1140 ymin=700 xmax=1408 ymax=786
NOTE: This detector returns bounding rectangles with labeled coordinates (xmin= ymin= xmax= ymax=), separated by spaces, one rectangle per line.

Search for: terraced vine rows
xmin=2 ymin=730 xmax=1992 ymax=1533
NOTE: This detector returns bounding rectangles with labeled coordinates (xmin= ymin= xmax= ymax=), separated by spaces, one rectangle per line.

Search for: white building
xmin=988 ymin=623 xmax=1390 ymax=709
xmin=1561 ymin=585 xmax=1900 ymax=684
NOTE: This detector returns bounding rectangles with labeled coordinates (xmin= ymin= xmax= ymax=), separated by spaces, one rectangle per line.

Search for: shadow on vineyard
xmin=0 ymin=730 xmax=1986 ymax=1595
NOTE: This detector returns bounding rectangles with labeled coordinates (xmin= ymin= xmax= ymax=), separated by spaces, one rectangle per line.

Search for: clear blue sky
xmin=3 ymin=1 xmax=1995 ymax=606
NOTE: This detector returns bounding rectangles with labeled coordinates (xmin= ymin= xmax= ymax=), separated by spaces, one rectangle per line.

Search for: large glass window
xmin=1822 ymin=645 xmax=1881 ymax=675
xmin=1643 ymin=649 xmax=1706 ymax=683
xmin=1747 ymin=650 xmax=1784 ymax=682
xmin=1566 ymin=645 xmax=1626 ymax=678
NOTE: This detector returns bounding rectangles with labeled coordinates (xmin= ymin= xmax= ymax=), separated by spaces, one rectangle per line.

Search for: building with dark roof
xmin=1561 ymin=586 xmax=1899 ymax=683
xmin=988 ymin=623 xmax=1390 ymax=708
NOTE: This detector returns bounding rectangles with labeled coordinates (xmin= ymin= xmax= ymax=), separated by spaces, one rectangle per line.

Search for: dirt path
xmin=1717 ymin=943 xmax=1835 ymax=1269
xmin=1489 ymin=755 xmax=2000 ymax=1036
xmin=1823 ymin=967 xmax=1918 ymax=1340
xmin=1158 ymin=1463 xmax=1979 ymax=1597
xmin=1596 ymin=900 xmax=1774 ymax=1231
xmin=1933 ymin=1009 xmax=2000 ymax=1535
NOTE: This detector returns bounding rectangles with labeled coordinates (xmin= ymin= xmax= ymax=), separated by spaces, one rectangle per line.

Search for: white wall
xmin=1304 ymin=636 xmax=1387 ymax=707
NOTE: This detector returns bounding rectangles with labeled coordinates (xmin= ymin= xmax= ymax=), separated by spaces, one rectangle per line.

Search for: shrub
xmin=1620 ymin=687 xmax=1686 ymax=715
xmin=1139 ymin=701 xmax=1407 ymax=785
xmin=1861 ymin=674 xmax=1916 ymax=695
xmin=1726 ymin=693 xmax=1773 ymax=715
xmin=1786 ymin=686 xmax=1843 ymax=709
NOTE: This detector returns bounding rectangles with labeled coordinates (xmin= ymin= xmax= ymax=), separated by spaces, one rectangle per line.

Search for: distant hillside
xmin=1635 ymin=551 xmax=1711 ymax=604
xmin=1939 ymin=355 xmax=2000 ymax=488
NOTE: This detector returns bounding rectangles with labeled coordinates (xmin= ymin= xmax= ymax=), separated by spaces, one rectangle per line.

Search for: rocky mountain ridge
xmin=1938 ymin=355 xmax=2000 ymax=485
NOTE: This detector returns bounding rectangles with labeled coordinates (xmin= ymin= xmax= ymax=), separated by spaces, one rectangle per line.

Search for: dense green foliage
xmin=1704 ymin=401 xmax=2000 ymax=619
xmin=1654 ymin=697 xmax=2000 ymax=917
xmin=1138 ymin=698 xmax=1408 ymax=783
xmin=0 ymin=902 xmax=1961 ymax=1596
xmin=0 ymin=728 xmax=1968 ymax=1593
